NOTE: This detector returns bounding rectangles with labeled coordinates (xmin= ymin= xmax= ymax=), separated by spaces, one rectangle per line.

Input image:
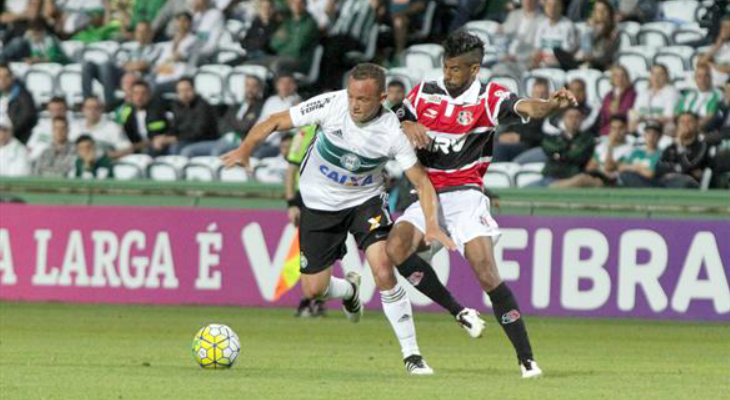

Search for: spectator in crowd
xmin=701 ymin=79 xmax=730 ymax=188
xmin=622 ymin=112 xmax=709 ymax=189
xmin=384 ymin=80 xmax=406 ymax=110
xmin=0 ymin=121 xmax=31 ymax=177
xmin=259 ymin=0 xmax=319 ymax=75
xmin=318 ymin=0 xmax=386 ymax=90
xmin=0 ymin=0 xmax=42 ymax=43
xmin=493 ymin=78 xmax=550 ymax=163
xmin=74 ymin=135 xmax=114 ymax=179
xmin=390 ymin=0 xmax=427 ymax=59
xmin=128 ymin=0 xmax=167 ymax=33
xmin=81 ymin=21 xmax=162 ymax=109
xmin=544 ymin=78 xmax=600 ymax=137
xmin=618 ymin=120 xmax=663 ymax=188
xmin=675 ymin=63 xmax=722 ymax=128
xmin=252 ymin=73 xmax=302 ymax=158
xmin=181 ymin=76 xmax=266 ymax=157
xmin=153 ymin=12 xmax=199 ymax=88
xmin=0 ymin=19 xmax=69 ymax=64
xmin=699 ymin=15 xmax=730 ymax=87
xmin=530 ymin=0 xmax=578 ymax=69
xmin=494 ymin=0 xmax=543 ymax=78
xmin=628 ymin=64 xmax=680 ymax=137
xmin=530 ymin=107 xmax=595 ymax=187
xmin=448 ymin=0 xmax=487 ymax=32
xmin=239 ymin=0 xmax=280 ymax=61
xmin=113 ymin=71 xmax=141 ymax=123
xmin=26 ymin=97 xmax=74 ymax=161
xmin=598 ymin=65 xmax=636 ymax=136
xmin=34 ymin=116 xmax=76 ymax=177
xmin=43 ymin=0 xmax=106 ymax=37
xmin=0 ymin=63 xmax=38 ymax=144
xmin=609 ymin=0 xmax=659 ymax=24
xmin=71 ymin=8 xmax=120 ymax=43
xmin=555 ymin=0 xmax=618 ymax=72
xmin=552 ymin=115 xmax=634 ymax=187
xmin=122 ymin=81 xmax=173 ymax=156
xmin=307 ymin=0 xmax=337 ymax=32
xmin=191 ymin=0 xmax=225 ymax=64
xmin=170 ymin=77 xmax=218 ymax=155
xmin=151 ymin=0 xmax=191 ymax=41
xmin=71 ymin=96 xmax=130 ymax=158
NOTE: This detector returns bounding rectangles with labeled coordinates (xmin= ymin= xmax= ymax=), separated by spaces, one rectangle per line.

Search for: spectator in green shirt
xmin=618 ymin=120 xmax=663 ymax=187
xmin=71 ymin=8 xmax=121 ymax=44
xmin=675 ymin=63 xmax=722 ymax=128
xmin=129 ymin=0 xmax=167 ymax=31
xmin=259 ymin=0 xmax=320 ymax=74
xmin=0 ymin=19 xmax=69 ymax=64
xmin=74 ymin=135 xmax=115 ymax=179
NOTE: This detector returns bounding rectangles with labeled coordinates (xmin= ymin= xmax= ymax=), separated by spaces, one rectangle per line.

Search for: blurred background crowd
xmin=0 ymin=0 xmax=728 ymax=198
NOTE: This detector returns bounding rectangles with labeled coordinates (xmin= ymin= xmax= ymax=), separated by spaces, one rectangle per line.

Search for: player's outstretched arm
xmin=404 ymin=163 xmax=457 ymax=251
xmin=515 ymin=88 xmax=578 ymax=120
xmin=220 ymin=110 xmax=295 ymax=169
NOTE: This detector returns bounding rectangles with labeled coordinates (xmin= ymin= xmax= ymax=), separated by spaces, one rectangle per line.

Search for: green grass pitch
xmin=0 ymin=302 xmax=727 ymax=400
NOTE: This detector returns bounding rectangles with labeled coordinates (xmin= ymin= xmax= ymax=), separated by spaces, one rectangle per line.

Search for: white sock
xmin=381 ymin=284 xmax=420 ymax=359
xmin=322 ymin=277 xmax=354 ymax=301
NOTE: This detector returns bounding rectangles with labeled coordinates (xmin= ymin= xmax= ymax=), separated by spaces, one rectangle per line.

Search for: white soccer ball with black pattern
xmin=192 ymin=324 xmax=241 ymax=369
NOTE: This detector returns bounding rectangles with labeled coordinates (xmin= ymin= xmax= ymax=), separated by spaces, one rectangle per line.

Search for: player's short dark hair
xmin=350 ymin=63 xmax=386 ymax=93
xmin=388 ymin=80 xmax=405 ymax=91
xmin=75 ymin=134 xmax=94 ymax=145
xmin=443 ymin=31 xmax=484 ymax=66
xmin=609 ymin=114 xmax=627 ymax=125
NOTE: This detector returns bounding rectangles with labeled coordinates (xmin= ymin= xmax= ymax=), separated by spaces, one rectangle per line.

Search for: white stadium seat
xmin=219 ymin=166 xmax=250 ymax=182
xmin=114 ymin=154 xmax=153 ymax=180
xmin=515 ymin=163 xmax=546 ymax=187
xmin=637 ymin=22 xmax=676 ymax=47
xmin=523 ymin=68 xmax=566 ymax=94
xmin=57 ymin=68 xmax=83 ymax=106
xmin=294 ymin=45 xmax=324 ymax=86
xmin=483 ymin=170 xmax=512 ymax=188
xmin=661 ymin=0 xmax=699 ymax=25
xmin=24 ymin=69 xmax=56 ymax=106
xmin=194 ymin=71 xmax=226 ymax=105
xmin=490 ymin=75 xmax=521 ymax=95
xmin=566 ymin=68 xmax=603 ymax=105
xmin=596 ymin=76 xmax=612 ymax=101
xmin=149 ymin=155 xmax=189 ymax=181
xmin=184 ymin=156 xmax=223 ymax=182
xmin=486 ymin=162 xmax=520 ymax=187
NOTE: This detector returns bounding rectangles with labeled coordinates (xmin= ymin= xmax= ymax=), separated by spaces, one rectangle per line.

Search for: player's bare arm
xmin=403 ymin=163 xmax=457 ymax=251
xmin=220 ymin=110 xmax=294 ymax=170
xmin=401 ymin=120 xmax=431 ymax=149
xmin=515 ymin=88 xmax=578 ymax=119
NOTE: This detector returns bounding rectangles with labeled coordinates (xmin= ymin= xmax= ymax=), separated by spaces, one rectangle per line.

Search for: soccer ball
xmin=192 ymin=324 xmax=241 ymax=369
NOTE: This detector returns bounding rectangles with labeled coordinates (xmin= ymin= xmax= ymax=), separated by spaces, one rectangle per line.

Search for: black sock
xmin=488 ymin=282 xmax=534 ymax=362
xmin=396 ymin=254 xmax=464 ymax=316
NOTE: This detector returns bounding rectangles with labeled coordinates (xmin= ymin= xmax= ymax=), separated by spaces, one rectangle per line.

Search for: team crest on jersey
xmin=340 ymin=153 xmax=362 ymax=171
xmin=300 ymin=253 xmax=308 ymax=269
xmin=457 ymin=110 xmax=473 ymax=126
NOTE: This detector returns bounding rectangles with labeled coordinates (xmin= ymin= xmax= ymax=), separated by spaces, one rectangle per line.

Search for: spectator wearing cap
xmin=529 ymin=107 xmax=595 ymax=187
xmin=618 ymin=120 xmax=664 ymax=188
xmin=552 ymin=115 xmax=634 ymax=188
xmin=0 ymin=120 xmax=31 ymax=177
xmin=0 ymin=63 xmax=37 ymax=144
xmin=628 ymin=64 xmax=679 ymax=137
xmin=26 ymin=97 xmax=74 ymax=161
xmin=74 ymin=135 xmax=114 ymax=179
xmin=34 ymin=116 xmax=76 ymax=177
xmin=181 ymin=75 xmax=266 ymax=158
xmin=252 ymin=74 xmax=301 ymax=158
xmin=598 ymin=65 xmax=636 ymax=136
xmin=70 ymin=96 xmax=130 ymax=158
xmin=170 ymin=77 xmax=218 ymax=155
xmin=675 ymin=63 xmax=722 ymax=128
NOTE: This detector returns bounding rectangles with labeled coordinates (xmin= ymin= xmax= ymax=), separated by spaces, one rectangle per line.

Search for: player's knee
xmin=301 ymin=279 xmax=326 ymax=299
xmin=472 ymin=258 xmax=501 ymax=291
xmin=385 ymin=236 xmax=410 ymax=266
xmin=372 ymin=265 xmax=397 ymax=290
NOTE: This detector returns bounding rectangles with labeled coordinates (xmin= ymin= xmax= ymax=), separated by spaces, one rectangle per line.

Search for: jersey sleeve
xmin=485 ymin=83 xmax=530 ymax=126
xmin=391 ymin=126 xmax=418 ymax=171
xmin=289 ymin=91 xmax=340 ymax=127
xmin=394 ymin=84 xmax=421 ymax=122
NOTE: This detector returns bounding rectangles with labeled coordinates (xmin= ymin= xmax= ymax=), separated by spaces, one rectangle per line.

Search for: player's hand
xmin=401 ymin=121 xmax=431 ymax=149
xmin=550 ymin=88 xmax=578 ymax=110
xmin=287 ymin=206 xmax=301 ymax=227
xmin=424 ymin=225 xmax=457 ymax=252
xmin=220 ymin=146 xmax=252 ymax=172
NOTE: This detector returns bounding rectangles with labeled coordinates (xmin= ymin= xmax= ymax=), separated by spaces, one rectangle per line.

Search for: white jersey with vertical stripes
xmin=289 ymin=90 xmax=418 ymax=211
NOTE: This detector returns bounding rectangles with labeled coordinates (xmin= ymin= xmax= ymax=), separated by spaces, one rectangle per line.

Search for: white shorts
xmin=396 ymin=189 xmax=501 ymax=256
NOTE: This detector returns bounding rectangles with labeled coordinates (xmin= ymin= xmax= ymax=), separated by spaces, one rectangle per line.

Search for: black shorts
xmin=299 ymin=194 xmax=392 ymax=274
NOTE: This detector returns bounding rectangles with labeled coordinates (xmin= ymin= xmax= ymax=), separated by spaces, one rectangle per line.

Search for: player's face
xmin=347 ymin=78 xmax=386 ymax=123
xmin=443 ymin=55 xmax=478 ymax=95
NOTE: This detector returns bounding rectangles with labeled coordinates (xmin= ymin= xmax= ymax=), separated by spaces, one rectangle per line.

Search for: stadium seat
xmin=386 ymin=67 xmax=422 ymax=92
xmin=463 ymin=20 xmax=501 ymax=37
xmin=293 ymin=45 xmax=324 ymax=86
xmin=114 ymin=154 xmax=153 ymax=180
xmin=82 ymin=41 xmax=120 ymax=64
xmin=596 ymin=75 xmax=612 ymax=100
xmin=404 ymin=44 xmax=443 ymax=71
xmin=213 ymin=47 xmax=246 ymax=65
xmin=225 ymin=19 xmax=247 ymax=37
xmin=254 ymin=164 xmax=286 ymax=184
xmin=194 ymin=71 xmax=226 ymax=105
xmin=634 ymin=77 xmax=649 ymax=94
xmin=637 ymin=22 xmax=676 ymax=47
xmin=60 ymin=40 xmax=85 ymax=62
xmin=653 ymin=46 xmax=695 ymax=79
xmin=617 ymin=49 xmax=651 ymax=78
xmin=184 ymin=156 xmax=223 ymax=182
xmin=345 ymin=24 xmax=380 ymax=63
xmin=618 ymin=21 xmax=641 ymax=46
xmin=566 ymin=68 xmax=603 ymax=105
xmin=523 ymin=68 xmax=566 ymax=93
xmin=8 ymin=62 xmax=29 ymax=79
xmin=200 ymin=64 xmax=233 ymax=78
xmin=514 ymin=163 xmax=545 ymax=187
xmin=661 ymin=0 xmax=699 ymax=25
xmin=490 ymin=75 xmax=521 ymax=95
xmin=232 ymin=65 xmax=271 ymax=84
xmin=487 ymin=162 xmax=520 ymax=187
xmin=58 ymin=68 xmax=84 ymax=106
xmin=409 ymin=0 xmax=437 ymax=41
xmin=226 ymin=71 xmax=247 ymax=104
xmin=24 ymin=68 xmax=56 ymax=106
xmin=148 ymin=155 xmax=189 ymax=181
xmin=219 ymin=166 xmax=250 ymax=182
xmin=672 ymin=28 xmax=707 ymax=45
xmin=483 ymin=170 xmax=512 ymax=188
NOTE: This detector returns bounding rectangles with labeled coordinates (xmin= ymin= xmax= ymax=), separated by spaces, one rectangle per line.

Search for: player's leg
xmin=387 ymin=202 xmax=485 ymax=338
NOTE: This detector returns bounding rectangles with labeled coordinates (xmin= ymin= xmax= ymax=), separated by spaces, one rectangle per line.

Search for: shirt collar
xmin=436 ymin=77 xmax=481 ymax=104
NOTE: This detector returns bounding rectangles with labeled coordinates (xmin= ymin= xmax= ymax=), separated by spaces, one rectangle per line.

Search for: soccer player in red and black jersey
xmin=387 ymin=31 xmax=577 ymax=378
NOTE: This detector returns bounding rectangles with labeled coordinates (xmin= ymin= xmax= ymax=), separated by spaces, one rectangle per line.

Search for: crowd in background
xmin=0 ymin=0 xmax=728 ymax=190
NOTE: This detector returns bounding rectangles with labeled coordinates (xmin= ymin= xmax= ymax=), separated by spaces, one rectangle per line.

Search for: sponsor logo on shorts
xmin=300 ymin=252 xmax=308 ymax=269
xmin=501 ymin=309 xmax=521 ymax=325
xmin=407 ymin=271 xmax=424 ymax=286
xmin=368 ymin=215 xmax=382 ymax=231
xmin=340 ymin=153 xmax=362 ymax=172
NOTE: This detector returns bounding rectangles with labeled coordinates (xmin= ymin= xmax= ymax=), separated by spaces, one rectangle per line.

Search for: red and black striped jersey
xmin=396 ymin=78 xmax=528 ymax=190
